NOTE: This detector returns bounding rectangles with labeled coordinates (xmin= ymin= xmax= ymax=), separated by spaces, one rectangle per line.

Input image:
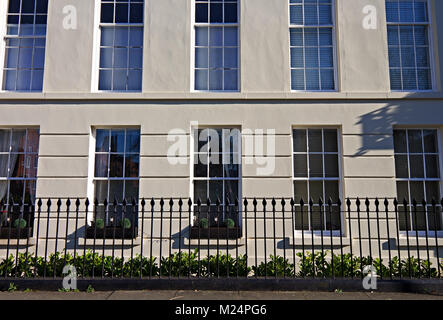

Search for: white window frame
xmin=191 ymin=0 xmax=241 ymax=92
xmin=393 ymin=127 xmax=443 ymax=237
xmin=190 ymin=126 xmax=242 ymax=228
xmin=386 ymin=0 xmax=436 ymax=92
xmin=95 ymin=0 xmax=145 ymax=92
xmin=1 ymin=0 xmax=47 ymax=92
xmin=288 ymin=0 xmax=338 ymax=92
xmin=291 ymin=127 xmax=344 ymax=236
xmin=0 ymin=127 xmax=40 ymax=205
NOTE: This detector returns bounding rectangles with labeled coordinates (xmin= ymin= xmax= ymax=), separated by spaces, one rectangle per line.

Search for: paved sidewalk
xmin=0 ymin=290 xmax=442 ymax=300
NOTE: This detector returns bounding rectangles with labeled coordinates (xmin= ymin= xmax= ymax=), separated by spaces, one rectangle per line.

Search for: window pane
xmin=95 ymin=180 xmax=108 ymax=203
xmin=209 ymin=180 xmax=223 ymax=202
xmin=409 ymin=155 xmax=424 ymax=178
xmin=309 ymin=154 xmax=323 ymax=177
xmin=125 ymin=155 xmax=139 ymax=178
xmin=194 ymin=180 xmax=207 ymax=202
xmin=425 ymin=155 xmax=439 ymax=179
xmin=423 ymin=130 xmax=438 ymax=153
xmin=293 ymin=154 xmax=307 ymax=177
xmin=410 ymin=180 xmax=425 ymax=201
xmin=393 ymin=130 xmax=407 ymax=153
xmin=109 ymin=154 xmax=124 ymax=177
xmin=95 ymin=154 xmax=109 ymax=177
xmin=324 ymin=154 xmax=339 ymax=177
xmin=125 ymin=130 xmax=140 ymax=153
xmin=124 ymin=180 xmax=139 ymax=201
xmin=109 ymin=180 xmax=124 ymax=202
xmin=323 ymin=129 xmax=337 ymax=152
xmin=110 ymin=130 xmax=125 ymax=153
xmin=395 ymin=155 xmax=409 ymax=178
xmin=308 ymin=129 xmax=322 ymax=152
xmin=293 ymin=129 xmax=307 ymax=152
xmin=294 ymin=180 xmax=308 ymax=204
xmin=408 ymin=130 xmax=423 ymax=153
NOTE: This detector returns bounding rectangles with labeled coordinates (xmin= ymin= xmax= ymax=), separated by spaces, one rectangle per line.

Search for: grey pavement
xmin=0 ymin=290 xmax=442 ymax=300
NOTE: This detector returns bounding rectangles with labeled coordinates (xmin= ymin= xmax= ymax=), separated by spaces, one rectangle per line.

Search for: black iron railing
xmin=0 ymin=197 xmax=442 ymax=280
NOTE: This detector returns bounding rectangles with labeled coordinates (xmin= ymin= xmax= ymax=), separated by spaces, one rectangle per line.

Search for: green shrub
xmin=13 ymin=218 xmax=27 ymax=229
xmin=199 ymin=218 xmax=209 ymax=229
xmin=120 ymin=218 xmax=131 ymax=229
xmin=225 ymin=218 xmax=235 ymax=228
xmin=252 ymin=255 xmax=294 ymax=277
xmin=94 ymin=219 xmax=105 ymax=230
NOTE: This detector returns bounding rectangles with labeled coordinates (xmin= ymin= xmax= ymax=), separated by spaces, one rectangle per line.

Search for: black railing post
xmin=412 ymin=199 xmax=421 ymax=278
xmin=393 ymin=199 xmax=402 ymax=278
xmin=43 ymin=198 xmax=52 ymax=278
xmin=384 ymin=198 xmax=393 ymax=279
xmin=375 ymin=198 xmax=382 ymax=280
xmin=422 ymin=199 xmax=431 ymax=279
xmin=140 ymin=198 xmax=146 ymax=278
xmin=178 ymin=198 xmax=183 ymax=278
xmin=356 ymin=198 xmax=363 ymax=279
xmin=149 ymin=198 xmax=155 ymax=278
xmin=403 ymin=198 xmax=412 ymax=279
xmin=243 ymin=198 xmax=248 ymax=278
xmin=346 ymin=198 xmax=354 ymax=279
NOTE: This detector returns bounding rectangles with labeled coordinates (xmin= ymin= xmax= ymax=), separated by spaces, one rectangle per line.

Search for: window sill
xmin=395 ymin=236 xmax=442 ymax=248
xmin=0 ymin=238 xmax=36 ymax=246
xmin=184 ymin=237 xmax=245 ymax=247
xmin=289 ymin=234 xmax=350 ymax=247
xmin=79 ymin=237 xmax=141 ymax=247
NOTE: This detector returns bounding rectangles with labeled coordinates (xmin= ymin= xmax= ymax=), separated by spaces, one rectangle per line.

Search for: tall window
xmin=289 ymin=0 xmax=335 ymax=91
xmin=3 ymin=0 xmax=48 ymax=91
xmin=386 ymin=0 xmax=432 ymax=91
xmin=99 ymin=0 xmax=144 ymax=91
xmin=0 ymin=129 xmax=39 ymax=238
xmin=292 ymin=128 xmax=341 ymax=232
xmin=194 ymin=0 xmax=239 ymax=91
xmin=192 ymin=128 xmax=241 ymax=238
xmin=93 ymin=128 xmax=140 ymax=235
xmin=393 ymin=129 xmax=442 ymax=232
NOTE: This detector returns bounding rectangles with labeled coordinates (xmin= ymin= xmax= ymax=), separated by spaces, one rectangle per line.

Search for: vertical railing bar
xmin=72 ymin=199 xmax=79 ymax=277
xmin=92 ymin=198 xmax=98 ymax=279
xmin=14 ymin=198 xmax=25 ymax=278
xmin=281 ymin=199 xmax=287 ymax=279
xmin=216 ymin=198 xmax=221 ymax=278
xmin=43 ymin=198 xmax=52 ymax=278
xmin=4 ymin=199 xmax=13 ymax=279
xmin=120 ymin=199 xmax=127 ymax=278
xmin=159 ymin=198 xmax=164 ymax=278
xmin=328 ymin=198 xmax=334 ymax=280
xmin=33 ymin=199 xmax=43 ymax=278
xmin=188 ymin=198 xmax=193 ymax=278
xmin=309 ymin=198 xmax=315 ymax=278
xmin=178 ymin=198 xmax=183 ymax=278
xmin=243 ymin=198 xmax=247 ymax=278
xmin=384 ymin=198 xmax=393 ymax=280
xmin=225 ymin=196 xmax=230 ymax=278
xmin=412 ymin=199 xmax=421 ymax=278
xmin=52 ymin=199 xmax=62 ymax=278
xmin=403 ymin=199 xmax=412 ymax=279
xmin=263 ymin=198 xmax=267 ymax=279
xmin=365 ymin=198 xmax=372 ymax=266
xmin=356 ymin=198 xmax=363 ymax=279
xmin=140 ymin=198 xmax=146 ymax=279
xmin=337 ymin=199 xmax=344 ymax=278
xmin=272 ymin=198 xmax=277 ymax=278
xmin=393 ymin=199 xmax=402 ymax=279
xmin=422 ymin=199 xmax=430 ymax=279
xmin=110 ymin=198 xmax=117 ymax=278
xmin=63 ymin=199 xmax=71 ymax=274
xmin=101 ymin=198 xmax=108 ymax=279
xmin=149 ymin=198 xmax=155 ymax=279
xmin=253 ymin=198 xmax=258 ymax=279
xmin=24 ymin=200 xmax=33 ymax=278
xmin=82 ymin=198 xmax=89 ymax=279
xmin=168 ymin=198 xmax=174 ymax=279
xmin=432 ymin=199 xmax=441 ymax=278
xmin=293 ymin=199 xmax=300 ymax=278
xmin=319 ymin=198 xmax=324 ymax=278
xmin=375 ymin=198 xmax=382 ymax=280
xmin=346 ymin=198 xmax=354 ymax=279
xmin=130 ymin=198 xmax=137 ymax=278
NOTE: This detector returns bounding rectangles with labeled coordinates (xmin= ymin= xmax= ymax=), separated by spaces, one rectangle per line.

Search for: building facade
xmin=0 ymin=0 xmax=442 ymax=263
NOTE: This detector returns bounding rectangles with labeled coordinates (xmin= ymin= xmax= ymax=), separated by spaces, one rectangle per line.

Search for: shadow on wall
xmin=354 ymin=92 xmax=443 ymax=157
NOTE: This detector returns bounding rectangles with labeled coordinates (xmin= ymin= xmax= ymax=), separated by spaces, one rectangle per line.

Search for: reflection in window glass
xmin=3 ymin=0 xmax=48 ymax=91
xmin=99 ymin=0 xmax=144 ymax=91
xmin=393 ymin=129 xmax=441 ymax=232
xmin=292 ymin=128 xmax=341 ymax=232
